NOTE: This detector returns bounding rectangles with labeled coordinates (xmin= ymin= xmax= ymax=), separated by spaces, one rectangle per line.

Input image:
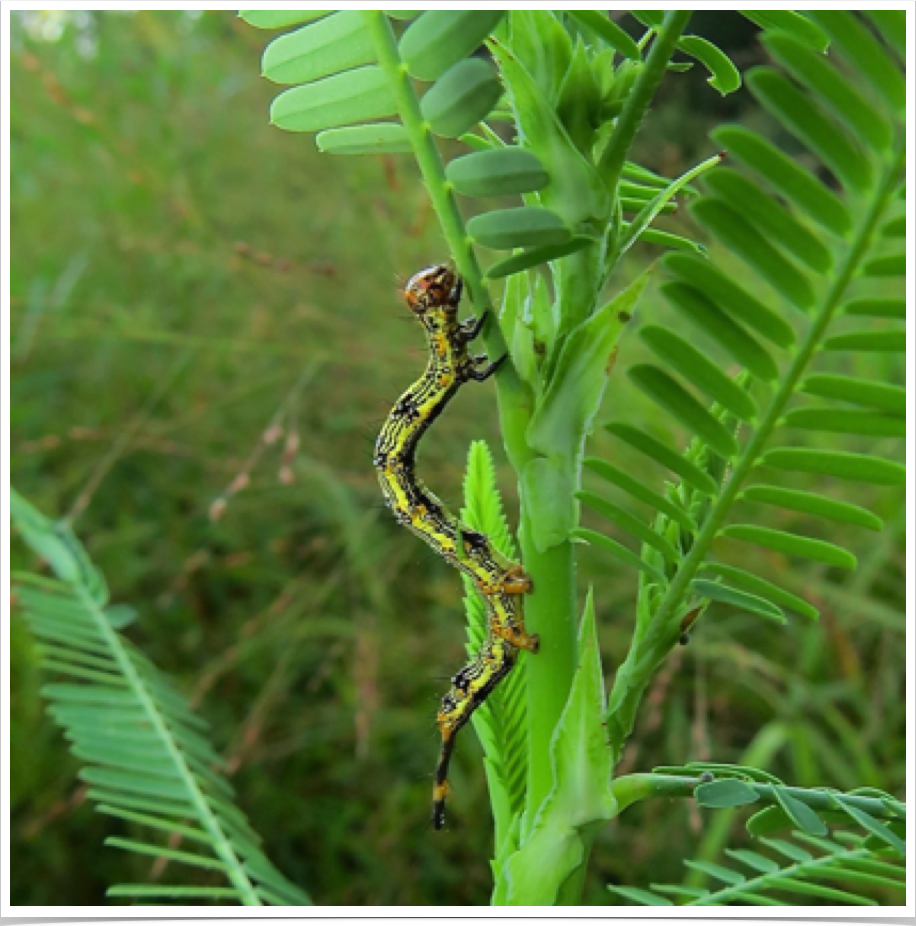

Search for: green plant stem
xmin=517 ymin=512 xmax=578 ymax=823
xmin=605 ymin=141 xmax=906 ymax=765
xmin=610 ymin=773 xmax=903 ymax=822
xmin=599 ymin=11 xmax=692 ymax=192
xmin=685 ymin=723 xmax=789 ymax=889
xmin=361 ymin=12 xmax=512 ymax=375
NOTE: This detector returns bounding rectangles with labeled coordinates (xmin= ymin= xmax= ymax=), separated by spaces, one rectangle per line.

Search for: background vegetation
xmin=10 ymin=11 xmax=905 ymax=906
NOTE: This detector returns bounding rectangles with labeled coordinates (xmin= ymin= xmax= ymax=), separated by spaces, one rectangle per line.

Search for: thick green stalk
xmin=599 ymin=11 xmax=692 ymax=192
xmin=517 ymin=508 xmax=578 ymax=821
xmin=605 ymin=141 xmax=906 ymax=765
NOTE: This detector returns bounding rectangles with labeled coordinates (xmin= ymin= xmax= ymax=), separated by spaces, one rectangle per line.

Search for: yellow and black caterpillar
xmin=374 ymin=265 xmax=538 ymax=829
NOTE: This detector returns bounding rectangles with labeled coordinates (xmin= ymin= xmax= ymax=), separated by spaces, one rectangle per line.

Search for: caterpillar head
xmin=403 ymin=264 xmax=460 ymax=316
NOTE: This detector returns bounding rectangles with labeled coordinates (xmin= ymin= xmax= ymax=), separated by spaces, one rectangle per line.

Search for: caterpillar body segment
xmin=433 ymin=635 xmax=517 ymax=830
xmin=373 ymin=265 xmax=536 ymax=608
xmin=374 ymin=264 xmax=538 ymax=829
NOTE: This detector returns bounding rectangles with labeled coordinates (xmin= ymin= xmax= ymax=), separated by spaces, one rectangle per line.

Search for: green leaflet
xmin=711 ymin=124 xmax=851 ymax=236
xmin=316 ymin=124 xmax=410 ymax=155
xmin=577 ymin=490 xmax=679 ymax=563
xmin=863 ymin=252 xmax=905 ymax=276
xmin=503 ymin=592 xmax=617 ymax=905
xmin=702 ymin=168 xmax=833 ymax=273
xmin=762 ymin=448 xmax=905 ymax=487
xmin=604 ymin=422 xmax=719 ymax=496
xmin=446 ymin=147 xmax=550 ymax=198
xmin=844 ymin=297 xmax=904 ymax=319
xmin=762 ymin=33 xmax=893 ymax=153
xmin=747 ymin=67 xmax=873 ymax=195
xmin=692 ymin=579 xmax=786 ymax=624
xmin=742 ymin=485 xmax=883 ymax=532
xmin=695 ymin=779 xmax=759 ymax=809
xmin=261 ymin=11 xmax=374 ymax=86
xmin=739 ymin=11 xmax=829 ymax=52
xmin=484 ymin=237 xmax=595 ymax=280
xmin=639 ymin=325 xmax=758 ymax=422
xmin=772 ymin=785 xmax=828 ymax=836
xmin=469 ymin=206 xmax=572 ymax=251
xmin=689 ymin=197 xmax=817 ymax=309
xmin=583 ymin=457 xmax=697 ymax=533
xmin=270 ymin=67 xmax=396 ymax=133
xmin=628 ymin=364 xmax=739 ymax=459
xmin=399 ymin=11 xmax=507 ymax=82
xmin=783 ymin=407 xmax=905 ymax=438
xmin=662 ymin=253 xmax=792 ymax=349
xmin=806 ymin=11 xmax=905 ymax=113
xmin=572 ymin=528 xmax=667 ymax=584
xmin=522 ymin=269 xmax=652 ymax=552
xmin=239 ymin=11 xmax=331 ymax=30
xmin=661 ymin=281 xmax=779 ymax=380
xmin=677 ymin=36 xmax=741 ymax=95
xmin=823 ymin=330 xmax=904 ymax=353
xmin=420 ymin=58 xmax=503 ymax=139
xmin=721 ymin=525 xmax=857 ymax=570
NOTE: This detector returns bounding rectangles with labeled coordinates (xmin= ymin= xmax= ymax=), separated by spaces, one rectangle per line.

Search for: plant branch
xmin=605 ymin=139 xmax=906 ymax=765
xmin=611 ymin=773 xmax=904 ymax=822
xmin=599 ymin=11 xmax=692 ymax=192
xmin=362 ymin=13 xmax=514 ymax=375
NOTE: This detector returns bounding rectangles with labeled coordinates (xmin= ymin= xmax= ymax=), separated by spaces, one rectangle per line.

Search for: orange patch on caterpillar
xmin=494 ymin=625 xmax=540 ymax=654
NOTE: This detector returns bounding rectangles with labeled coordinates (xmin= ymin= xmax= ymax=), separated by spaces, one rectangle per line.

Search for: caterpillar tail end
xmin=432 ymin=731 xmax=456 ymax=831
xmin=431 ymin=780 xmax=450 ymax=830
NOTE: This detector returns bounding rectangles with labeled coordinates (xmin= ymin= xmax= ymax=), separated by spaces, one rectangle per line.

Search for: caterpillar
xmin=374 ymin=264 xmax=538 ymax=829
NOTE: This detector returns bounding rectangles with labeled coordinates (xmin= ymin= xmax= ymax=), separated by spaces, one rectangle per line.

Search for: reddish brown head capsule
xmin=403 ymin=264 xmax=459 ymax=315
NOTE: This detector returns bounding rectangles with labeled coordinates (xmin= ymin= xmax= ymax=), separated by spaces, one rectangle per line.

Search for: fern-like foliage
xmin=459 ymin=441 xmax=528 ymax=864
xmin=611 ymin=830 xmax=905 ymax=906
xmin=577 ymin=11 xmax=906 ymax=760
xmin=11 ymin=489 xmax=311 ymax=906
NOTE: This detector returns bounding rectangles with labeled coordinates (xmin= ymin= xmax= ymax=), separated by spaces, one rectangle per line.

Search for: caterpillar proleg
xmin=374 ymin=265 xmax=538 ymax=829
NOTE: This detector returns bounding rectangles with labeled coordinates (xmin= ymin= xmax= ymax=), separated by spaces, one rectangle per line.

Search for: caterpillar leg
xmin=458 ymin=310 xmax=488 ymax=343
xmin=466 ymin=352 xmax=507 ymax=383
xmin=487 ymin=593 xmax=540 ymax=654
xmin=474 ymin=561 xmax=534 ymax=596
xmin=447 ymin=275 xmax=463 ymax=309
xmin=493 ymin=623 xmax=540 ymax=654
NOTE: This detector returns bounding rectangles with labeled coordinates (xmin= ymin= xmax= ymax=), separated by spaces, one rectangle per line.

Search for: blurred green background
xmin=10 ymin=11 xmax=905 ymax=907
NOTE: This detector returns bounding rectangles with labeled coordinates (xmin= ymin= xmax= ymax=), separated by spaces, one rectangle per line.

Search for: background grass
xmin=10 ymin=11 xmax=905 ymax=906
